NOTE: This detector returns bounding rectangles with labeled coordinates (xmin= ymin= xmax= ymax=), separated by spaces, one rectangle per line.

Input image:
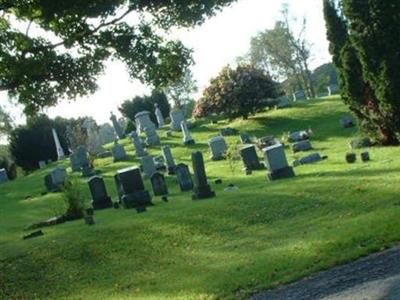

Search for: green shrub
xmin=62 ymin=180 xmax=85 ymax=221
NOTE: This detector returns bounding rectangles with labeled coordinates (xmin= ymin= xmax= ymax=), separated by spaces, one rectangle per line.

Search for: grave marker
xmin=192 ymin=151 xmax=215 ymax=200
xmin=175 ymin=163 xmax=193 ymax=192
xmin=209 ymin=136 xmax=227 ymax=160
xmin=263 ymin=144 xmax=295 ymax=181
xmin=88 ymin=176 xmax=113 ymax=210
xmin=150 ymin=173 xmax=169 ymax=196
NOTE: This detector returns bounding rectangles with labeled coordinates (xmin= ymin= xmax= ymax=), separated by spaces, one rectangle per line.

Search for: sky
xmin=1 ymin=0 xmax=331 ymax=126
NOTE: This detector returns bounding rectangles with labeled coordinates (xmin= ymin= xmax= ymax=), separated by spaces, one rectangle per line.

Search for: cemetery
xmin=2 ymin=96 xmax=400 ymax=299
xmin=1 ymin=1 xmax=400 ymax=299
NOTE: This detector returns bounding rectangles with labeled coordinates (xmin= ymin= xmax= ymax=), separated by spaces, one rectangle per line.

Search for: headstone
xmin=82 ymin=118 xmax=104 ymax=155
xmin=135 ymin=111 xmax=160 ymax=146
xmin=162 ymin=146 xmax=176 ymax=174
xmin=130 ymin=131 xmax=147 ymax=157
xmin=293 ymin=153 xmax=326 ymax=167
xmin=112 ymin=142 xmax=128 ymax=162
xmin=276 ymin=96 xmax=291 ymax=109
xmin=175 ymin=163 xmax=194 ymax=192
xmin=98 ymin=123 xmax=116 ymax=145
xmin=110 ymin=112 xmax=125 ymax=139
xmin=51 ymin=128 xmax=65 ymax=160
xmin=240 ymin=133 xmax=252 ymax=144
xmin=170 ymin=109 xmax=185 ymax=132
xmin=0 ymin=168 xmax=8 ymax=184
xmin=38 ymin=161 xmax=47 ymax=169
xmin=221 ymin=127 xmax=238 ymax=136
xmin=240 ymin=145 xmax=263 ymax=171
xmin=150 ymin=172 xmax=168 ymax=196
xmin=154 ymin=104 xmax=165 ymax=128
xmin=340 ymin=116 xmax=355 ymax=128
xmin=45 ymin=167 xmax=67 ymax=191
xmin=81 ymin=164 xmax=95 ymax=178
xmin=361 ymin=152 xmax=370 ymax=162
xmin=292 ymin=140 xmax=312 ymax=153
xmin=181 ymin=121 xmax=195 ymax=145
xmin=293 ymin=90 xmax=307 ymax=101
xmin=153 ymin=156 xmax=166 ymax=172
xmin=70 ymin=146 xmax=90 ymax=172
xmin=258 ymin=136 xmax=280 ymax=149
xmin=346 ymin=153 xmax=357 ymax=163
xmin=327 ymin=84 xmax=340 ymax=96
xmin=192 ymin=151 xmax=215 ymax=200
xmin=288 ymin=130 xmax=309 ymax=143
xmin=263 ymin=144 xmax=295 ymax=181
xmin=114 ymin=167 xmax=152 ymax=209
xmin=88 ymin=176 xmax=113 ymax=210
xmin=141 ymin=155 xmax=157 ymax=179
xmin=209 ymin=136 xmax=227 ymax=160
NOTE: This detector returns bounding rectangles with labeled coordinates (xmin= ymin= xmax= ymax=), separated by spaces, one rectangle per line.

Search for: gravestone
xmin=82 ymin=118 xmax=104 ymax=155
xmin=88 ymin=176 xmax=113 ymax=210
xmin=114 ymin=167 xmax=152 ymax=209
xmin=154 ymin=104 xmax=165 ymax=128
xmin=112 ymin=142 xmax=128 ymax=162
xmin=135 ymin=111 xmax=160 ymax=146
xmin=150 ymin=172 xmax=168 ymax=196
xmin=81 ymin=164 xmax=95 ymax=178
xmin=141 ymin=155 xmax=157 ymax=179
xmin=45 ymin=167 xmax=67 ymax=191
xmin=293 ymin=90 xmax=307 ymax=101
xmin=346 ymin=153 xmax=357 ymax=163
xmin=276 ymin=96 xmax=291 ymax=109
xmin=181 ymin=121 xmax=195 ymax=145
xmin=175 ymin=163 xmax=194 ymax=192
xmin=293 ymin=153 xmax=326 ymax=167
xmin=209 ymin=136 xmax=227 ymax=160
xmin=240 ymin=132 xmax=252 ymax=144
xmin=52 ymin=128 xmax=65 ymax=160
xmin=38 ymin=161 xmax=47 ymax=169
xmin=110 ymin=112 xmax=125 ymax=139
xmin=240 ymin=145 xmax=263 ymax=170
xmin=340 ymin=116 xmax=355 ymax=128
xmin=221 ymin=127 xmax=238 ymax=136
xmin=170 ymin=109 xmax=185 ymax=131
xmin=0 ymin=168 xmax=8 ymax=184
xmin=192 ymin=151 xmax=215 ymax=200
xmin=258 ymin=136 xmax=279 ymax=149
xmin=288 ymin=130 xmax=309 ymax=143
xmin=70 ymin=146 xmax=90 ymax=172
xmin=292 ymin=140 xmax=312 ymax=153
xmin=361 ymin=152 xmax=370 ymax=162
xmin=130 ymin=131 xmax=147 ymax=157
xmin=98 ymin=123 xmax=116 ymax=145
xmin=162 ymin=145 xmax=176 ymax=174
xmin=263 ymin=144 xmax=295 ymax=181
xmin=153 ymin=156 xmax=166 ymax=172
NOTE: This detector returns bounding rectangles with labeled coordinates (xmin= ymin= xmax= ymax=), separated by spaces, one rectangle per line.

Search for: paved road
xmin=250 ymin=246 xmax=400 ymax=300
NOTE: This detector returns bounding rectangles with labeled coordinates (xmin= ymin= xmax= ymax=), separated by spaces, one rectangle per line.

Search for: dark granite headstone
xmin=191 ymin=151 xmax=215 ymax=200
xmin=88 ymin=176 xmax=113 ymax=210
xmin=240 ymin=145 xmax=263 ymax=170
xmin=150 ymin=172 xmax=168 ymax=196
xmin=221 ymin=127 xmax=238 ymax=136
xmin=114 ymin=167 xmax=152 ymax=209
xmin=292 ymin=140 xmax=312 ymax=153
xmin=240 ymin=133 xmax=252 ymax=144
xmin=361 ymin=152 xmax=370 ymax=162
xmin=346 ymin=153 xmax=357 ymax=163
xmin=175 ymin=163 xmax=194 ymax=192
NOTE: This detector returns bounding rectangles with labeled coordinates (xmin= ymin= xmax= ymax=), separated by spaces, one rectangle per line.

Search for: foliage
xmin=0 ymin=0 xmax=236 ymax=116
xmin=323 ymin=0 xmax=400 ymax=144
xmin=164 ymin=69 xmax=198 ymax=109
xmin=119 ymin=90 xmax=170 ymax=126
xmin=225 ymin=141 xmax=241 ymax=175
xmin=194 ymin=64 xmax=279 ymax=120
xmin=0 ymin=155 xmax=17 ymax=180
xmin=311 ymin=63 xmax=339 ymax=93
xmin=62 ymin=179 xmax=84 ymax=221
xmin=125 ymin=120 xmax=136 ymax=135
xmin=9 ymin=115 xmax=70 ymax=171
xmin=249 ymin=4 xmax=315 ymax=98
xmin=3 ymin=97 xmax=400 ymax=299
xmin=0 ymin=105 xmax=13 ymax=138
xmin=65 ymin=118 xmax=90 ymax=151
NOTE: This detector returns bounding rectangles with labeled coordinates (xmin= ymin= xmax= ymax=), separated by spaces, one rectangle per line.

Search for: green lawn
xmin=1 ymin=96 xmax=400 ymax=299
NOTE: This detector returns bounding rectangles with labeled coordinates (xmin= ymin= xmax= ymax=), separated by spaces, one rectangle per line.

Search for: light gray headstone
xmin=70 ymin=146 xmax=89 ymax=172
xmin=130 ymin=131 xmax=147 ymax=157
xmin=135 ymin=111 xmax=160 ymax=146
xmin=208 ymin=136 xmax=228 ymax=160
xmin=110 ymin=112 xmax=125 ymax=139
xmin=0 ymin=168 xmax=8 ymax=184
xmin=170 ymin=110 xmax=185 ymax=132
xmin=181 ymin=121 xmax=195 ymax=145
xmin=52 ymin=128 xmax=65 ymax=160
xmin=162 ymin=146 xmax=176 ymax=172
xmin=154 ymin=104 xmax=165 ymax=128
xmin=141 ymin=156 xmax=157 ymax=179
xmin=112 ymin=143 xmax=128 ymax=162
xmin=288 ymin=131 xmax=309 ymax=143
xmin=51 ymin=167 xmax=68 ymax=186
xmin=263 ymin=144 xmax=289 ymax=172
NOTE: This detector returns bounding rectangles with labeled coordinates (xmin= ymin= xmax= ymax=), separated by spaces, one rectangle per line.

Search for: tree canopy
xmin=0 ymin=0 xmax=236 ymax=115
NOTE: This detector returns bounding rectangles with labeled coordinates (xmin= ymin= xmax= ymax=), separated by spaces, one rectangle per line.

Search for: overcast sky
xmin=1 ymin=0 xmax=331 ymax=126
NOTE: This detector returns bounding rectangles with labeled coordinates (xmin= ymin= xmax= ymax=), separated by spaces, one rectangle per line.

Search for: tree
xmin=193 ymin=64 xmax=279 ymax=120
xmin=0 ymin=105 xmax=13 ymax=138
xmin=250 ymin=4 xmax=315 ymax=98
xmin=164 ymin=70 xmax=198 ymax=110
xmin=9 ymin=115 xmax=70 ymax=171
xmin=323 ymin=0 xmax=400 ymax=144
xmin=0 ymin=0 xmax=236 ymax=116
xmin=311 ymin=63 xmax=339 ymax=94
xmin=119 ymin=90 xmax=170 ymax=126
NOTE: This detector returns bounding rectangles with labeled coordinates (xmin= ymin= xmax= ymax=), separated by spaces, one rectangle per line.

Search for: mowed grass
xmin=1 ymin=96 xmax=400 ymax=299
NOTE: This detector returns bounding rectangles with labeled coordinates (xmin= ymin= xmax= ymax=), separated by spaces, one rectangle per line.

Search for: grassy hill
xmin=1 ymin=96 xmax=400 ymax=299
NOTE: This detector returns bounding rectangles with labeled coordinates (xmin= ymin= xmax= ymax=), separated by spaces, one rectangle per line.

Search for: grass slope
xmin=1 ymin=97 xmax=400 ymax=299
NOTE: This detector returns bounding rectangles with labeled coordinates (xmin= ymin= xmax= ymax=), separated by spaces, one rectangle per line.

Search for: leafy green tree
xmin=0 ymin=0 xmax=236 ymax=116
xmin=250 ymin=5 xmax=315 ymax=98
xmin=119 ymin=90 xmax=170 ymax=126
xmin=9 ymin=115 xmax=70 ymax=171
xmin=0 ymin=105 xmax=13 ymax=138
xmin=164 ymin=70 xmax=198 ymax=110
xmin=323 ymin=0 xmax=400 ymax=144
xmin=311 ymin=63 xmax=339 ymax=93
xmin=194 ymin=64 xmax=279 ymax=120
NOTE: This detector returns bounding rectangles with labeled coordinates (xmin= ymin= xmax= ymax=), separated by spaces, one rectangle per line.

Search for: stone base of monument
xmin=192 ymin=185 xmax=216 ymax=200
xmin=211 ymin=155 xmax=226 ymax=161
xmin=92 ymin=197 xmax=113 ymax=210
xmin=184 ymin=139 xmax=195 ymax=145
xmin=121 ymin=191 xmax=152 ymax=209
xmin=267 ymin=166 xmax=295 ymax=181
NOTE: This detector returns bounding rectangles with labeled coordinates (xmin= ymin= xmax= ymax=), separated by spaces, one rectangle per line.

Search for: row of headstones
xmin=293 ymin=85 xmax=340 ymax=101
